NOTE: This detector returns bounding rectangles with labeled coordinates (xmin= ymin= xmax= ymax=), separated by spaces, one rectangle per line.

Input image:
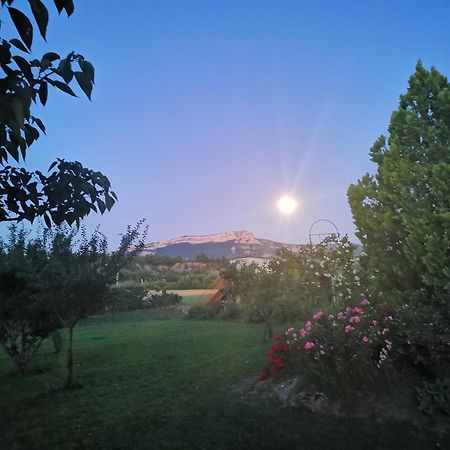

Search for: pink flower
xmin=300 ymin=329 xmax=309 ymax=337
xmin=345 ymin=325 xmax=355 ymax=332
xmin=349 ymin=316 xmax=361 ymax=324
xmin=345 ymin=307 xmax=352 ymax=313
xmin=304 ymin=341 xmax=315 ymax=350
xmin=313 ymin=311 xmax=324 ymax=321
xmin=360 ymin=299 xmax=370 ymax=306
xmin=328 ymin=314 xmax=334 ymax=320
xmin=371 ymin=320 xmax=378 ymax=326
xmin=305 ymin=321 xmax=313 ymax=328
xmin=362 ymin=336 xmax=369 ymax=343
xmin=353 ymin=307 xmax=364 ymax=315
xmin=337 ymin=312 xmax=345 ymax=320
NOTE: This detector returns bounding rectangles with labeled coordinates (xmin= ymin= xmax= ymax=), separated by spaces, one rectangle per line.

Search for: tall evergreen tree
xmin=348 ymin=62 xmax=450 ymax=302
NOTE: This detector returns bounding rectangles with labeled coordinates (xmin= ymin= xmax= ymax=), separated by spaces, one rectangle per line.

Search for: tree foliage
xmin=0 ymin=226 xmax=56 ymax=371
xmin=0 ymin=0 xmax=117 ymax=225
xmin=348 ymin=62 xmax=450 ymax=302
xmin=222 ymin=260 xmax=287 ymax=339
xmin=222 ymin=238 xmax=361 ymax=338
xmin=277 ymin=236 xmax=360 ymax=306
xmin=40 ymin=221 xmax=147 ymax=387
xmin=0 ymin=220 xmax=147 ymax=384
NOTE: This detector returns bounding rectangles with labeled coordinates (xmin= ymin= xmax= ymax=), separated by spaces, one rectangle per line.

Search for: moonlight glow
xmin=277 ymin=195 xmax=298 ymax=215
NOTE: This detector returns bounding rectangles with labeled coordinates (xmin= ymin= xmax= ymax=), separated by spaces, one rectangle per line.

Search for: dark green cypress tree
xmin=348 ymin=62 xmax=450 ymax=302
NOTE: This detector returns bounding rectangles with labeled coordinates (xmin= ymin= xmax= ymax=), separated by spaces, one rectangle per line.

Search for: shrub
xmin=260 ymin=299 xmax=396 ymax=394
xmin=107 ymin=286 xmax=147 ymax=311
xmin=216 ymin=302 xmax=241 ymax=321
xmin=187 ymin=303 xmax=223 ymax=320
xmin=389 ymin=303 xmax=450 ymax=378
xmin=416 ymin=378 xmax=450 ymax=415
xmin=147 ymin=291 xmax=181 ymax=309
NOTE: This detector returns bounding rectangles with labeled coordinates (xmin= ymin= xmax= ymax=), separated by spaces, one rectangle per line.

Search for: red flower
xmin=259 ymin=370 xmax=269 ymax=381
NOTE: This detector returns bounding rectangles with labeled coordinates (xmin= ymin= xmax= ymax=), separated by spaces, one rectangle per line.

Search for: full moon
xmin=277 ymin=195 xmax=298 ymax=215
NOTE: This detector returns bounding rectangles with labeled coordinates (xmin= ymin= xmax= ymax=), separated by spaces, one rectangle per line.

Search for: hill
xmin=142 ymin=231 xmax=299 ymax=259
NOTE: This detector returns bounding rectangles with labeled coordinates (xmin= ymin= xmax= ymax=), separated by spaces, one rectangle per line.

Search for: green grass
xmin=0 ymin=310 xmax=446 ymax=450
xmin=181 ymin=295 xmax=207 ymax=305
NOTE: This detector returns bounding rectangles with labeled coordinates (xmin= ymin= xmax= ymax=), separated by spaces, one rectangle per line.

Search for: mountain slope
xmin=142 ymin=231 xmax=298 ymax=259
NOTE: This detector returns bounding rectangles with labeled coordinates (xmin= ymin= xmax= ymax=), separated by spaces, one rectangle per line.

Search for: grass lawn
xmin=0 ymin=310 xmax=446 ymax=450
xmin=181 ymin=295 xmax=207 ymax=305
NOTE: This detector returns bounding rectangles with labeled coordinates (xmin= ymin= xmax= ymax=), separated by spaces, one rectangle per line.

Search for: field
xmin=168 ymin=289 xmax=217 ymax=305
xmin=0 ymin=310 xmax=443 ymax=450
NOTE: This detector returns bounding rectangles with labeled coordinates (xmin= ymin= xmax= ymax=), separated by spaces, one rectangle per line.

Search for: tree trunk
xmin=65 ymin=325 xmax=74 ymax=389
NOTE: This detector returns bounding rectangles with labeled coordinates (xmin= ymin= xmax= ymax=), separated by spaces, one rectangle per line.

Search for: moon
xmin=277 ymin=195 xmax=298 ymax=215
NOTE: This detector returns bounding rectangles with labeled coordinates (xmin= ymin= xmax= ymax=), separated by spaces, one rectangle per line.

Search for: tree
xmin=0 ymin=225 xmax=58 ymax=372
xmin=0 ymin=221 xmax=147 ymax=383
xmin=0 ymin=0 xmax=117 ymax=225
xmin=277 ymin=236 xmax=360 ymax=307
xmin=40 ymin=221 xmax=147 ymax=388
xmin=222 ymin=261 xmax=288 ymax=339
xmin=348 ymin=62 xmax=450 ymax=302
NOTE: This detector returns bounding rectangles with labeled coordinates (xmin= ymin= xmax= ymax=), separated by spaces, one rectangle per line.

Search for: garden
xmin=1 ymin=1 xmax=450 ymax=449
xmin=0 ymin=310 xmax=443 ymax=450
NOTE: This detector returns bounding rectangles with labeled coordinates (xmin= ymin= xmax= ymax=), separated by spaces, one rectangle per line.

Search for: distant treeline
xmin=118 ymin=254 xmax=227 ymax=290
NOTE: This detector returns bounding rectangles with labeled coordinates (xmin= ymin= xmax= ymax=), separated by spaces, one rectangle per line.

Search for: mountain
xmin=141 ymin=231 xmax=299 ymax=260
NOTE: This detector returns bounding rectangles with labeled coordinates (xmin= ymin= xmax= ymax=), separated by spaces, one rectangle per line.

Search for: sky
xmin=3 ymin=0 xmax=450 ymax=246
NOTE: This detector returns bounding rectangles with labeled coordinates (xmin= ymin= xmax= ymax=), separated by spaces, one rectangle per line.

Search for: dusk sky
xmin=5 ymin=0 xmax=450 ymax=246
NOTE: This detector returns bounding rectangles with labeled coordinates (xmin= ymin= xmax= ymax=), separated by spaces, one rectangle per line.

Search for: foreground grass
xmin=0 ymin=310 xmax=446 ymax=450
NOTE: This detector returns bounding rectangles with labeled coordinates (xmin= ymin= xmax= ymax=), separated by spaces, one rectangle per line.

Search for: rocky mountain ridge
xmin=142 ymin=231 xmax=299 ymax=259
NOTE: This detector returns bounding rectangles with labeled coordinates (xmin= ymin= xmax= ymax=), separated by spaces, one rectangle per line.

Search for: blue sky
xmin=4 ymin=0 xmax=450 ymax=246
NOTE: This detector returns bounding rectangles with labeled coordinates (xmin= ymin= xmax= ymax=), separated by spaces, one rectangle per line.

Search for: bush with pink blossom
xmin=260 ymin=298 xmax=397 ymax=394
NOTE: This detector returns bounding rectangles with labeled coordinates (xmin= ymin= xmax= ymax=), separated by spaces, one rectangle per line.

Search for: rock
xmin=270 ymin=377 xmax=303 ymax=406
xmin=295 ymin=391 xmax=330 ymax=413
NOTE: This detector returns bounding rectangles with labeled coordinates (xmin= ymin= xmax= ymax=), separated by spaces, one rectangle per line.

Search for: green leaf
xmin=105 ymin=194 xmax=115 ymax=211
xmin=97 ymin=199 xmax=106 ymax=214
xmin=50 ymin=209 xmax=65 ymax=225
xmin=48 ymin=160 xmax=58 ymax=171
xmin=5 ymin=140 xmax=19 ymax=163
xmin=33 ymin=117 xmax=46 ymax=134
xmin=49 ymin=79 xmax=77 ymax=97
xmin=30 ymin=0 xmax=49 ymax=40
xmin=42 ymin=52 xmax=60 ymax=62
xmin=9 ymin=38 xmax=30 ymax=54
xmin=8 ymin=7 xmax=33 ymax=51
xmin=57 ymin=58 xmax=73 ymax=83
xmin=0 ymin=41 xmax=12 ymax=64
xmin=24 ymin=124 xmax=39 ymax=146
xmin=44 ymin=212 xmax=52 ymax=228
xmin=79 ymin=59 xmax=95 ymax=83
xmin=74 ymin=71 xmax=92 ymax=100
xmin=38 ymin=81 xmax=48 ymax=106
xmin=12 ymin=55 xmax=33 ymax=82
xmin=53 ymin=0 xmax=64 ymax=13
xmin=53 ymin=0 xmax=74 ymax=16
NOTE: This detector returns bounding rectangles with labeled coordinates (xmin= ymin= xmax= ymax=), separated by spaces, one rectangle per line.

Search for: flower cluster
xmin=260 ymin=298 xmax=396 ymax=382
xmin=259 ymin=339 xmax=289 ymax=381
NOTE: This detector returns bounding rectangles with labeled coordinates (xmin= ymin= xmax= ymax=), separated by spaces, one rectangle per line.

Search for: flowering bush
xmin=260 ymin=299 xmax=397 ymax=393
xmin=259 ymin=339 xmax=290 ymax=381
